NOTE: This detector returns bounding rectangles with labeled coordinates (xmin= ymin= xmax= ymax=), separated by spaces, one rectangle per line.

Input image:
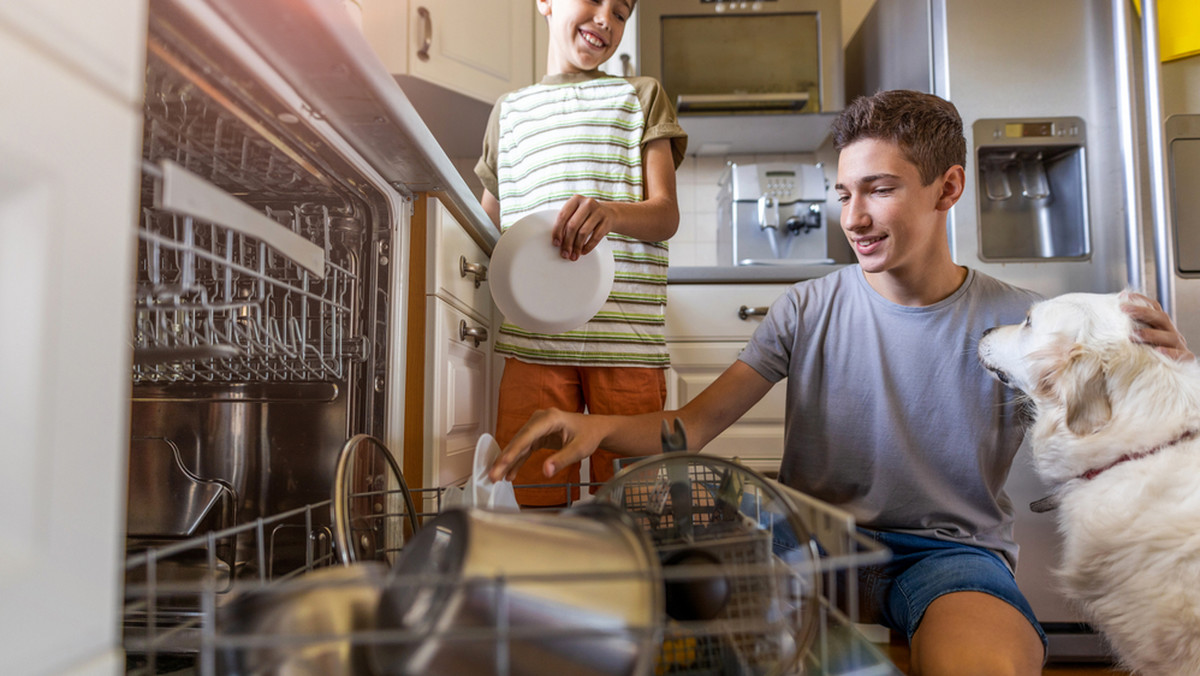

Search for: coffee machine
xmin=717 ymin=162 xmax=831 ymax=265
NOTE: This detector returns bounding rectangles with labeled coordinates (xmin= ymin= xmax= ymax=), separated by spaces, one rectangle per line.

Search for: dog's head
xmin=978 ymin=291 xmax=1175 ymax=480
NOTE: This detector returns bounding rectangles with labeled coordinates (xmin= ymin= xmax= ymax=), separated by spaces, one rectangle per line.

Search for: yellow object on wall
xmin=1133 ymin=0 xmax=1200 ymax=62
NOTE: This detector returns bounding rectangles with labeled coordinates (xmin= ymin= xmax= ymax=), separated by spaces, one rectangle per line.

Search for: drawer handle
xmin=459 ymin=320 xmax=488 ymax=347
xmin=738 ymin=305 xmax=769 ymax=321
xmin=416 ymin=7 xmax=432 ymax=62
xmin=460 ymin=255 xmax=488 ymax=288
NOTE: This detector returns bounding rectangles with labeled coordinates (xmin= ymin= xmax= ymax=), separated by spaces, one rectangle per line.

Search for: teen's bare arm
xmin=488 ymin=360 xmax=774 ymax=482
xmin=481 ymin=189 xmax=501 ymax=229
xmin=552 ymin=137 xmax=679 ymax=260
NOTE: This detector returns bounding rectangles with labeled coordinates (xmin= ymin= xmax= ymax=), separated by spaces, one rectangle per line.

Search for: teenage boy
xmin=489 ymin=89 xmax=1192 ymax=674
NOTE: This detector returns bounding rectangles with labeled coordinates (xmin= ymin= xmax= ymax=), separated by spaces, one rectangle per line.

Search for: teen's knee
xmin=909 ymin=592 xmax=1042 ymax=676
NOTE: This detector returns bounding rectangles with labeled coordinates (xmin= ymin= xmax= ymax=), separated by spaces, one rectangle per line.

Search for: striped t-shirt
xmin=475 ymin=71 xmax=687 ymax=368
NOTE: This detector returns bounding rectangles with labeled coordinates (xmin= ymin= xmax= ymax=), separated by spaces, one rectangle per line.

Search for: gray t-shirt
xmin=738 ymin=265 xmax=1041 ymax=568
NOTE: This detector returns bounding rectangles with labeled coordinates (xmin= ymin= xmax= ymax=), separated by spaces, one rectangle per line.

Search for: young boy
xmin=474 ymin=0 xmax=687 ymax=506
xmin=489 ymin=90 xmax=1193 ymax=673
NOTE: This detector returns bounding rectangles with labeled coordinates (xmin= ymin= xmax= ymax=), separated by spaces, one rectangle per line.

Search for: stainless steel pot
xmin=372 ymin=503 xmax=663 ymax=676
xmin=217 ymin=561 xmax=387 ymax=676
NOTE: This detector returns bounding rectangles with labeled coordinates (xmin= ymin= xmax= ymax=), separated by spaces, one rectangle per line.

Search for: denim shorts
xmin=858 ymin=529 xmax=1048 ymax=654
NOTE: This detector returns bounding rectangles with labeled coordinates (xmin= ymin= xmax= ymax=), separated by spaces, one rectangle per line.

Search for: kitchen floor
xmin=882 ymin=636 xmax=1131 ymax=675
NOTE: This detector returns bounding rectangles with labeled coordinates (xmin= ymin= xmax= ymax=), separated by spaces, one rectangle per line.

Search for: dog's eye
xmin=1023 ymin=314 xmax=1032 ymax=328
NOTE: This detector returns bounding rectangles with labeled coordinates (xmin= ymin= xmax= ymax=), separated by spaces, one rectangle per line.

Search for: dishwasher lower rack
xmin=123 ymin=484 xmax=896 ymax=676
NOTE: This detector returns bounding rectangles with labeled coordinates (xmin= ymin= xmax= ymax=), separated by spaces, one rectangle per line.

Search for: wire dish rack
xmin=133 ymin=47 xmax=368 ymax=385
xmin=124 ymin=472 xmax=895 ymax=676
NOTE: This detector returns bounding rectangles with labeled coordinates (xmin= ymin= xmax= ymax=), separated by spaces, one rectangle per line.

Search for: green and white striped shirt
xmin=476 ymin=71 xmax=687 ymax=368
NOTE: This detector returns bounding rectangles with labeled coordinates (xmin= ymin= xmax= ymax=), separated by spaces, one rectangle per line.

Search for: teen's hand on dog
xmin=1123 ymin=292 xmax=1194 ymax=362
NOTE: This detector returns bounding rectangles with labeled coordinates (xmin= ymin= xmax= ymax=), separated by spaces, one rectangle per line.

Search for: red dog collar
xmin=1078 ymin=428 xmax=1199 ymax=481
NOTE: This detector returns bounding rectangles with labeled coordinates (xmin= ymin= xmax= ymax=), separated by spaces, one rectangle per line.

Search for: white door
xmin=0 ymin=2 xmax=143 ymax=673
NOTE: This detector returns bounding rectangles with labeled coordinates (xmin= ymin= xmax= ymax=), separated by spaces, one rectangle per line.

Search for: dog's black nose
xmin=982 ymin=327 xmax=997 ymax=337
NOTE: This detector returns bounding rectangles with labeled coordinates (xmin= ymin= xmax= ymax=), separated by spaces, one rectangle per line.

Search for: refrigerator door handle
xmin=1112 ymin=0 xmax=1144 ymax=293
xmin=1140 ymin=0 xmax=1177 ymax=318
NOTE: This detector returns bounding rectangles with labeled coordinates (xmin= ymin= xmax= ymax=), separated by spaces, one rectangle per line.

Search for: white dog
xmin=978 ymin=291 xmax=1200 ymax=675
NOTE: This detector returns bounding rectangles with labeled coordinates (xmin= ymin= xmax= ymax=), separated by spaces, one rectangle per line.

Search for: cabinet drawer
xmin=665 ymin=284 xmax=790 ymax=341
xmin=427 ymin=299 xmax=492 ymax=487
xmin=429 ymin=200 xmax=492 ymax=317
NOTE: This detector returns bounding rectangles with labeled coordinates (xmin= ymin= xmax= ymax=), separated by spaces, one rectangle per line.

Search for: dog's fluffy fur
xmin=978 ymin=291 xmax=1200 ymax=675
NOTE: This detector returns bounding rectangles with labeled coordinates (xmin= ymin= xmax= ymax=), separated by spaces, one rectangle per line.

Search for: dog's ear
xmin=1039 ymin=347 xmax=1112 ymax=436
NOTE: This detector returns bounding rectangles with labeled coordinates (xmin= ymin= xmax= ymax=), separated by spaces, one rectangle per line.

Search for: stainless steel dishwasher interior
xmin=124 ymin=4 xmax=396 ymax=667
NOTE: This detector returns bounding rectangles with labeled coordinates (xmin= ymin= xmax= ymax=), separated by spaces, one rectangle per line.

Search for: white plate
xmin=489 ymin=209 xmax=614 ymax=334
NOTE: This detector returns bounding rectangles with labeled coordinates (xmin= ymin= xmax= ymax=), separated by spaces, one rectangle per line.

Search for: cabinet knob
xmin=459 ymin=255 xmax=488 ymax=288
xmin=738 ymin=305 xmax=769 ymax=321
xmin=416 ymin=7 xmax=432 ymax=62
xmin=459 ymin=320 xmax=488 ymax=347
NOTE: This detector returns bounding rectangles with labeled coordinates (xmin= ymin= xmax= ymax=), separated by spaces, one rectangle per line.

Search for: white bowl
xmin=489 ymin=209 xmax=615 ymax=334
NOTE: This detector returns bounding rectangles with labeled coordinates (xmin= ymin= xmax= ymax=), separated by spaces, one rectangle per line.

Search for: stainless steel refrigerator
xmin=847 ymin=0 xmax=1199 ymax=661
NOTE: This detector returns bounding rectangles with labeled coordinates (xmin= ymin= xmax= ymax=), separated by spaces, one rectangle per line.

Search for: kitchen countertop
xmin=669 ymin=263 xmax=847 ymax=284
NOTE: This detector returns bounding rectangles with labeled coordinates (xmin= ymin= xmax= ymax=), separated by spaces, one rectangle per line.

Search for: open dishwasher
xmin=121 ymin=0 xmax=477 ymax=668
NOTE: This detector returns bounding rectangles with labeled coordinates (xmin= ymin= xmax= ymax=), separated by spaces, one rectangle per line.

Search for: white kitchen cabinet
xmin=664 ymin=284 xmax=790 ymax=475
xmin=0 ymin=2 xmax=143 ymax=674
xmin=426 ymin=297 xmax=492 ymax=487
xmin=406 ymin=197 xmax=496 ymax=493
xmin=361 ymin=0 xmax=535 ymax=103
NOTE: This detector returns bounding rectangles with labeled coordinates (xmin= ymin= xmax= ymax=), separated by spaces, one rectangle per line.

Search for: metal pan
xmin=372 ymin=503 xmax=662 ymax=676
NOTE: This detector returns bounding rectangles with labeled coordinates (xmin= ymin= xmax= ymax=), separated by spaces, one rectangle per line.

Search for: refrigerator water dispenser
xmin=974 ymin=118 xmax=1090 ymax=261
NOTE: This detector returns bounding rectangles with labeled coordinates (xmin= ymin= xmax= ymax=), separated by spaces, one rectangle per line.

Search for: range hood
xmin=676 ymin=112 xmax=841 ymax=156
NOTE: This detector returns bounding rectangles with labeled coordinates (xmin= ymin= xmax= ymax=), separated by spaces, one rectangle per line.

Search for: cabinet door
xmin=427 ymin=299 xmax=492 ymax=487
xmin=666 ymin=342 xmax=786 ymax=475
xmin=409 ymin=0 xmax=534 ymax=102
xmin=1 ymin=18 xmax=140 ymax=676
xmin=429 ymin=200 xmax=492 ymax=318
xmin=0 ymin=0 xmax=145 ymax=101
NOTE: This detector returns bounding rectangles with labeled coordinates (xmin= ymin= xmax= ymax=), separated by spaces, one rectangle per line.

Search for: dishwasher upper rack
xmin=134 ymin=46 xmax=371 ymax=384
xmin=124 ymin=483 xmax=897 ymax=676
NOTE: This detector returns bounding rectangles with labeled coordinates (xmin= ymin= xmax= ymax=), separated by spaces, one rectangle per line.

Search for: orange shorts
xmin=494 ymin=358 xmax=667 ymax=506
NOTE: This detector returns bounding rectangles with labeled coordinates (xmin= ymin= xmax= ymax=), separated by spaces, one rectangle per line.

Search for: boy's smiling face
xmin=539 ymin=0 xmax=633 ymax=75
xmin=834 ymin=138 xmax=956 ymax=278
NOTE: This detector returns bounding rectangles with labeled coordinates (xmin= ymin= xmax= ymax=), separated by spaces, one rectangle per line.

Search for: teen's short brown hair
xmin=831 ymin=90 xmax=966 ymax=186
